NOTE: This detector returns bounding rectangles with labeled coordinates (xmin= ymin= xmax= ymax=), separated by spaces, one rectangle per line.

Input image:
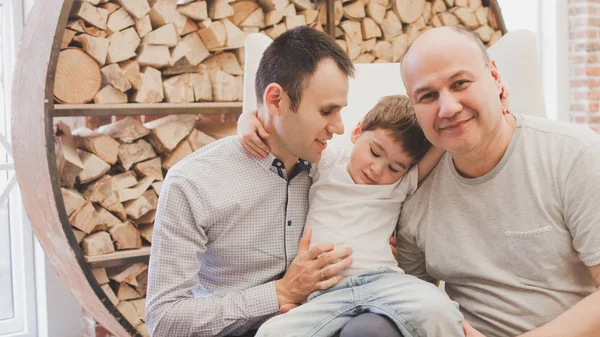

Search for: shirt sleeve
xmin=397 ymin=164 xmax=419 ymax=196
xmin=563 ymin=143 xmax=600 ymax=267
xmin=145 ymin=171 xmax=279 ymax=337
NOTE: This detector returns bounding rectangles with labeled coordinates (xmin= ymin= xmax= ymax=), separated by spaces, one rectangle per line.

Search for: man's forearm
xmin=518 ymin=290 xmax=600 ymax=337
xmin=147 ymin=281 xmax=280 ymax=337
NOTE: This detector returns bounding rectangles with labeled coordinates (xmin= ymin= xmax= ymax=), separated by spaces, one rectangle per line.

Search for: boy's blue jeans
xmin=256 ymin=267 xmax=464 ymax=337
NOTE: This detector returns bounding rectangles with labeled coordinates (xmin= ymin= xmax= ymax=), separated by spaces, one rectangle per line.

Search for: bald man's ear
xmin=264 ymin=83 xmax=284 ymax=116
xmin=489 ymin=60 xmax=510 ymax=114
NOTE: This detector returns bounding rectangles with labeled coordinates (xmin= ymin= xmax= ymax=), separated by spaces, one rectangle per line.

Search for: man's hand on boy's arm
xmin=417 ymin=146 xmax=445 ymax=184
xmin=237 ymin=110 xmax=271 ymax=158
xmin=275 ymin=228 xmax=353 ymax=313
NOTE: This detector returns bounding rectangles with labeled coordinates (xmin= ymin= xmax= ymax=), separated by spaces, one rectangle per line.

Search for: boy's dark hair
xmin=361 ymin=95 xmax=431 ymax=162
xmin=255 ymin=26 xmax=355 ymax=112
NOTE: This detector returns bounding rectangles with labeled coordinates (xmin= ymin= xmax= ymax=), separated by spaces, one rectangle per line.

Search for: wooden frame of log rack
xmin=12 ymin=0 xmax=507 ymax=336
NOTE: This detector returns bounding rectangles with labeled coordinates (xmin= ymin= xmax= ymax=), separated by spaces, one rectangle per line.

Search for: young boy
xmin=238 ymin=95 xmax=464 ymax=337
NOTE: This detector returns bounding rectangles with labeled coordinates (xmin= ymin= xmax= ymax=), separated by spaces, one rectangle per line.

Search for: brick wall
xmin=569 ymin=0 xmax=600 ymax=131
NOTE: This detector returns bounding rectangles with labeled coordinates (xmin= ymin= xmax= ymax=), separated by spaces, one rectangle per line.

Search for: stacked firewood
xmin=93 ymin=264 xmax=150 ymax=336
xmin=55 ymin=0 xmax=325 ymax=104
xmin=55 ymin=115 xmax=223 ymax=257
xmin=334 ymin=0 xmax=503 ymax=63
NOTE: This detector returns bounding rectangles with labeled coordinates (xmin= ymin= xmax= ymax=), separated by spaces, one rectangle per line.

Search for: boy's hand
xmin=237 ymin=110 xmax=270 ymax=158
xmin=389 ymin=236 xmax=399 ymax=262
xmin=275 ymin=228 xmax=353 ymax=308
xmin=462 ymin=321 xmax=487 ymax=337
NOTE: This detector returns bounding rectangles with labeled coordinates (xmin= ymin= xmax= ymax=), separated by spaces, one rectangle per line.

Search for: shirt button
xmin=277 ymin=162 xmax=282 ymax=166
xmin=304 ymin=161 xmax=308 ymax=165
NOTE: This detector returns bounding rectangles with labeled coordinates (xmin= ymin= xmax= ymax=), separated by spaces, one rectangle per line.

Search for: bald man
xmin=396 ymin=26 xmax=600 ymax=337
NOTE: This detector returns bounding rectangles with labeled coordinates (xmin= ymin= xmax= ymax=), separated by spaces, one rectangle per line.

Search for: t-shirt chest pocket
xmin=505 ymin=225 xmax=559 ymax=284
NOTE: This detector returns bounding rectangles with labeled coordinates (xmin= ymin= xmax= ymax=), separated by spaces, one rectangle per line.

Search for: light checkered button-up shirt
xmin=146 ymin=136 xmax=312 ymax=337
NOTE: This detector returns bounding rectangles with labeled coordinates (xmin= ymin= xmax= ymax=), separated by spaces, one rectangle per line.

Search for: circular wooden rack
xmin=12 ymin=0 xmax=506 ymax=336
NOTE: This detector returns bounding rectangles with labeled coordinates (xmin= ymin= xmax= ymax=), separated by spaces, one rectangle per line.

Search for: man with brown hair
xmin=146 ymin=27 xmax=356 ymax=337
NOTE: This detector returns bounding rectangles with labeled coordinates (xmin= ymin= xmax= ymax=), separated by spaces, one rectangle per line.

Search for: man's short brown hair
xmin=361 ymin=95 xmax=431 ymax=162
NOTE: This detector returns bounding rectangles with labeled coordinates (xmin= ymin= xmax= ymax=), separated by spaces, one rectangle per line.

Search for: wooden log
xmin=94 ymin=85 xmax=129 ymax=104
xmin=259 ymin=0 xmax=289 ymax=12
xmin=474 ymin=6 xmax=488 ymax=26
xmin=475 ymin=24 xmax=494 ymax=43
xmin=123 ymin=190 xmax=158 ymax=220
xmin=343 ymin=1 xmax=365 ymax=19
xmin=222 ymin=19 xmax=246 ymax=49
xmin=116 ymin=283 xmax=144 ymax=300
xmin=73 ymin=128 xmax=120 ymax=165
xmin=354 ymin=53 xmax=375 ymax=63
xmin=116 ymin=0 xmax=151 ymax=19
xmin=118 ymin=176 xmax=155 ymax=202
xmin=92 ymin=268 xmax=110 ymax=285
xmin=119 ymin=60 xmax=142 ymax=91
xmin=438 ymin=12 xmax=459 ymax=26
xmin=454 ymin=7 xmax=478 ymax=28
xmin=455 ymin=0 xmax=467 ymax=6
xmin=391 ymin=33 xmax=408 ymax=62
xmin=136 ymin=324 xmax=150 ymax=337
xmin=469 ymin=0 xmax=482 ymax=10
xmin=71 ymin=201 xmax=102 ymax=234
xmin=171 ymin=32 xmax=210 ymax=66
xmin=134 ymin=209 xmax=156 ymax=226
xmin=138 ymin=223 xmax=154 ymax=243
xmin=208 ymin=0 xmax=234 ymax=19
xmin=78 ymin=151 xmax=111 ymax=184
xmin=100 ymin=2 xmax=121 ymax=15
xmin=490 ymin=30 xmax=502 ymax=45
xmin=406 ymin=20 xmax=420 ymax=44
xmin=362 ymin=17 xmax=381 ymax=39
xmin=117 ymin=300 xmax=144 ymax=327
xmin=71 ymin=1 xmax=109 ymax=30
xmin=96 ymin=204 xmax=123 ymax=228
xmin=281 ymin=3 xmax=296 ymax=16
xmin=366 ymin=2 xmax=385 ymax=24
xmin=109 ymin=221 xmax=143 ymax=249
xmin=132 ymin=66 xmax=164 ymax=103
xmin=61 ymin=29 xmax=77 ymax=50
xmin=98 ymin=116 xmax=150 ymax=143
xmin=190 ymin=72 xmax=213 ymax=101
xmin=198 ymin=18 xmax=213 ymax=28
xmin=235 ymin=75 xmax=242 ymax=101
xmin=178 ymin=1 xmax=208 ymax=20
xmin=264 ymin=23 xmax=286 ymax=39
xmin=197 ymin=21 xmax=226 ymax=49
xmin=380 ymin=10 xmax=402 ymax=40
xmin=62 ymin=188 xmax=86 ymax=217
xmin=54 ymin=48 xmax=102 ymax=104
xmin=107 ymin=27 xmax=141 ymax=63
xmin=73 ymin=228 xmax=87 ymax=244
xmin=431 ymin=13 xmax=442 ymax=27
xmin=55 ymin=122 xmax=84 ymax=188
xmin=118 ymin=139 xmax=156 ymax=170
xmin=240 ymin=8 xmax=266 ymax=28
xmin=208 ymin=70 xmax=236 ymax=102
xmin=334 ymin=0 xmax=343 ymax=25
xmin=371 ymin=40 xmax=392 ymax=61
xmin=412 ymin=15 xmax=425 ymax=30
xmin=143 ymin=23 xmax=180 ymax=47
xmin=67 ymin=19 xmax=107 ymax=37
xmin=423 ymin=1 xmax=431 ymax=23
xmin=340 ymin=20 xmax=362 ymax=42
xmin=163 ymin=73 xmax=195 ymax=103
xmin=361 ymin=37 xmax=376 ymax=53
xmin=130 ymin=298 xmax=146 ymax=318
xmin=230 ymin=1 xmax=259 ymax=25
xmin=392 ymin=0 xmax=424 ymax=24
xmin=135 ymin=14 xmax=153 ymax=38
xmin=163 ymin=57 xmax=198 ymax=76
xmin=265 ymin=10 xmax=283 ymax=26
xmin=101 ymin=63 xmax=132 ymax=93
xmin=444 ymin=0 xmax=454 ymax=6
xmin=102 ymin=193 xmax=128 ymax=221
xmin=432 ymin=0 xmax=446 ymax=13
xmin=144 ymin=115 xmax=197 ymax=153
xmin=101 ymin=284 xmax=119 ymax=306
xmin=336 ymin=39 xmax=347 ymax=54
xmin=107 ymin=262 xmax=147 ymax=285
xmin=151 ymin=181 xmax=163 ymax=196
xmin=149 ymin=2 xmax=188 ymax=35
xmin=285 ymin=14 xmax=305 ymax=30
xmin=211 ymin=52 xmax=243 ymax=75
xmin=300 ymin=9 xmax=318 ymax=24
xmin=112 ymin=171 xmax=138 ymax=190
xmin=136 ymin=44 xmax=171 ymax=68
xmin=81 ymin=229 xmax=116 ymax=256
xmin=73 ymin=34 xmax=109 ymax=66
xmin=162 ymin=139 xmax=193 ymax=169
xmin=107 ymin=7 xmax=135 ymax=34
xmin=188 ymin=128 xmax=216 ymax=151
xmin=346 ymin=38 xmax=361 ymax=60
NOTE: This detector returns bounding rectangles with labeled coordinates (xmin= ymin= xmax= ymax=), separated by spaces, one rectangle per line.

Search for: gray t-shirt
xmin=397 ymin=114 xmax=600 ymax=337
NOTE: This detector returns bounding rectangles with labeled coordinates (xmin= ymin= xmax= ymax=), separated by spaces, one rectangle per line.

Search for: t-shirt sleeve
xmin=563 ymin=143 xmax=600 ymax=267
xmin=310 ymin=143 xmax=347 ymax=178
xmin=397 ymin=164 xmax=419 ymax=196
